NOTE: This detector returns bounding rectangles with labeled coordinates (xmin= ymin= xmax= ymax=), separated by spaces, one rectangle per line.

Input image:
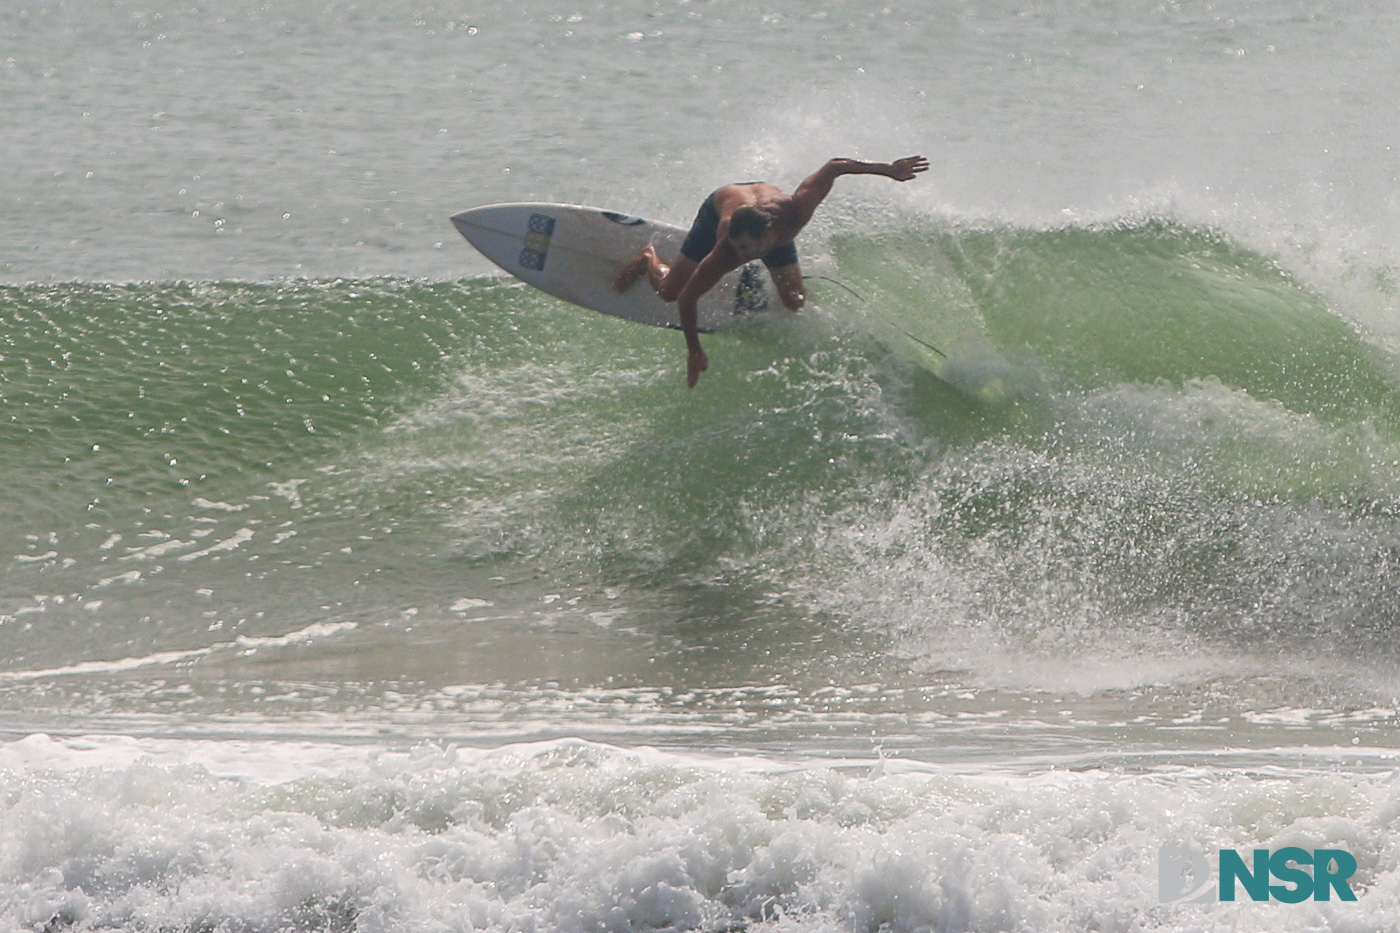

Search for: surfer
xmin=615 ymin=155 xmax=929 ymax=387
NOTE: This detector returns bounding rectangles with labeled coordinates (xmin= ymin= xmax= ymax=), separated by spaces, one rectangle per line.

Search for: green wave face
xmin=832 ymin=221 xmax=1400 ymax=426
xmin=3 ymin=224 xmax=1400 ymax=686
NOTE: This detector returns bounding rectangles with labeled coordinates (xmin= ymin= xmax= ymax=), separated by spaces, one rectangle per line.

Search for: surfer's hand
xmin=687 ymin=348 xmax=709 ymax=388
xmin=888 ymin=156 xmax=929 ymax=181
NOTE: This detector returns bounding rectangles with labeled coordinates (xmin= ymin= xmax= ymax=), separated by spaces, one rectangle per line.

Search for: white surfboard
xmin=451 ymin=203 xmax=770 ymax=332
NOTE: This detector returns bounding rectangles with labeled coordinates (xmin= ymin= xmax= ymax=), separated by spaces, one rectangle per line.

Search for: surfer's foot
xmin=614 ymin=248 xmax=651 ymax=292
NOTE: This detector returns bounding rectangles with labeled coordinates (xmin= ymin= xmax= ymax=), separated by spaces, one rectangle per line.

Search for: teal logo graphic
xmin=1159 ymin=848 xmax=1357 ymax=903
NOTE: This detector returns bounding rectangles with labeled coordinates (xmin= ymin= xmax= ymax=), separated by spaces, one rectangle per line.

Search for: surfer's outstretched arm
xmin=789 ymin=155 xmax=929 ymax=227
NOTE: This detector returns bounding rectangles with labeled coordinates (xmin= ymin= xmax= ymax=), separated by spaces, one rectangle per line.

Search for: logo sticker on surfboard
xmin=519 ymin=213 xmax=556 ymax=271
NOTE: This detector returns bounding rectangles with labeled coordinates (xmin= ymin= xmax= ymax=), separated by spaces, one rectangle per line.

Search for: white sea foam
xmin=176 ymin=527 xmax=255 ymax=562
xmin=0 ymin=736 xmax=1396 ymax=932
xmin=0 ymin=622 xmax=357 ymax=683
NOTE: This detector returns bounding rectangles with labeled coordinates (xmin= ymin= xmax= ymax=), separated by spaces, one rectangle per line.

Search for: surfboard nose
xmin=449 ymin=210 xmax=475 ymax=239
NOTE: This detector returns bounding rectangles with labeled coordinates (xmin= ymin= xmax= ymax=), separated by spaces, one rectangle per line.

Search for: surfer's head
xmin=728 ymin=205 xmax=776 ymax=259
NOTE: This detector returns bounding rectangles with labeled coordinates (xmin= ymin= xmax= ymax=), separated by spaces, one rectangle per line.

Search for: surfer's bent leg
xmin=766 ymin=261 xmax=805 ymax=311
xmin=615 ymin=246 xmax=697 ymax=299
xmin=617 ymin=192 xmax=717 ymax=297
xmin=656 ymin=254 xmax=697 ymax=301
xmin=615 ymin=244 xmax=658 ymax=291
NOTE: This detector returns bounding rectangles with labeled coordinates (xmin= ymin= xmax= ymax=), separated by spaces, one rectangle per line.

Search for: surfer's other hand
xmin=687 ymin=348 xmax=709 ymax=388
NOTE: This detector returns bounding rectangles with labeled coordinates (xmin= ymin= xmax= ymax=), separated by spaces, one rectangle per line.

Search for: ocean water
xmin=5 ymin=1 xmax=1400 ymax=930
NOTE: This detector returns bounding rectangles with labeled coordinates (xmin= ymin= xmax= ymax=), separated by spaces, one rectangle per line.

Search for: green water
xmin=6 ymin=223 xmax=1399 ymax=704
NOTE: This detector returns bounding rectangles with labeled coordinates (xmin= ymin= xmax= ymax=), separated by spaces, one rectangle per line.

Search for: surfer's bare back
xmin=615 ymin=155 xmax=929 ymax=387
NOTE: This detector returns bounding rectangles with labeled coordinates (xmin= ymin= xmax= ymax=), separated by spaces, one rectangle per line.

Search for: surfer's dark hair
xmin=729 ymin=205 xmax=774 ymax=240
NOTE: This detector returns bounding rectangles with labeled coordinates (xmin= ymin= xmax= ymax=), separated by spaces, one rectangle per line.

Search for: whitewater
xmin=4 ymin=1 xmax=1400 ymax=930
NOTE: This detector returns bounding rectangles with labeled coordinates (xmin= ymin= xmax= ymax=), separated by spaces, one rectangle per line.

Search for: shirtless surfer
xmin=615 ymin=156 xmax=929 ymax=387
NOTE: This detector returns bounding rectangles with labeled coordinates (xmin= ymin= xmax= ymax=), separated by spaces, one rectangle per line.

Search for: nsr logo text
xmin=1159 ymin=847 xmax=1357 ymax=904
